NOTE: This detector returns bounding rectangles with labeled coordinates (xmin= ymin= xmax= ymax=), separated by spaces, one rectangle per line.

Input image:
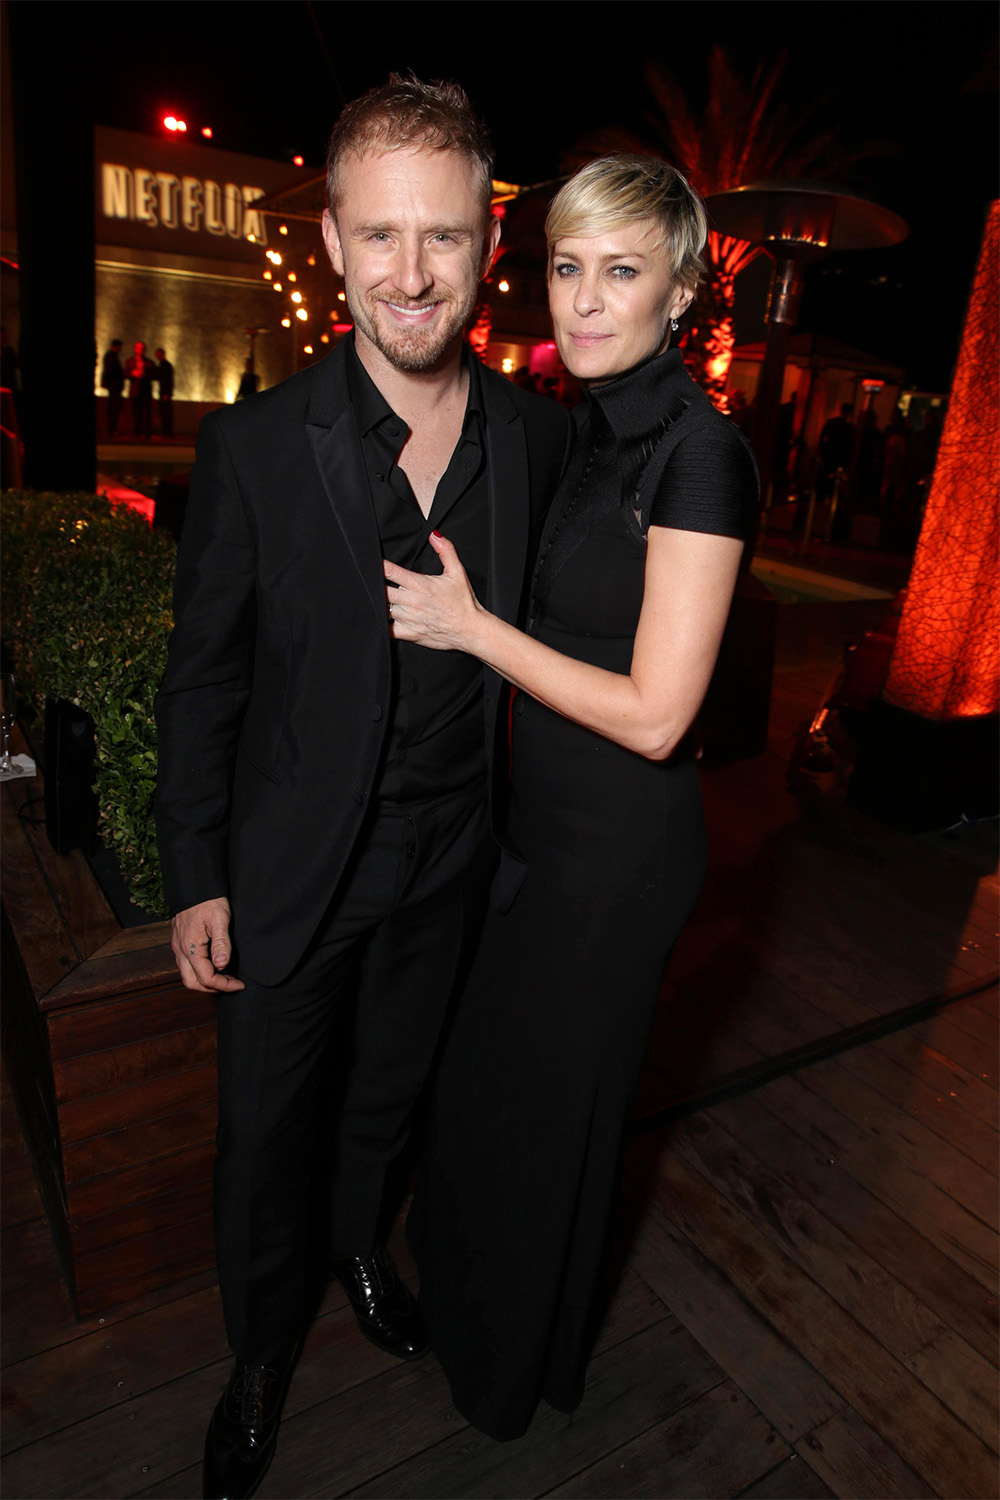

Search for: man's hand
xmin=171 ymin=898 xmax=245 ymax=993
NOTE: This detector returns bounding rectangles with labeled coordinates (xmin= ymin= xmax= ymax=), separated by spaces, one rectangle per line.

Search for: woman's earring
xmin=670 ymin=318 xmax=680 ymax=332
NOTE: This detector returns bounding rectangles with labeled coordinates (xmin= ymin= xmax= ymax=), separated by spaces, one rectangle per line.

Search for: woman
xmin=384 ymin=155 xmax=758 ymax=1440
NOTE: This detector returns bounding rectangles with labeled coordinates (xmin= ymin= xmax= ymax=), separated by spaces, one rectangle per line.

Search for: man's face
xmin=134 ymin=342 xmax=145 ymax=358
xmin=322 ymin=147 xmax=499 ymax=375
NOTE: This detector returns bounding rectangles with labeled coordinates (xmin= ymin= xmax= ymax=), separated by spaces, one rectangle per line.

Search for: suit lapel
xmin=305 ymin=349 xmax=530 ymax=630
xmin=483 ymin=371 xmax=529 ymax=625
xmin=305 ymin=347 xmax=386 ymax=623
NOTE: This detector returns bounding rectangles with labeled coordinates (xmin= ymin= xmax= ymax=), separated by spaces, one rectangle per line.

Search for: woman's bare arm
xmin=384 ymin=525 xmax=742 ymax=761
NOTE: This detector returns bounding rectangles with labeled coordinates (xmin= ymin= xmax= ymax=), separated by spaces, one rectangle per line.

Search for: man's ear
xmin=322 ymin=209 xmax=345 ymax=278
xmin=481 ymin=212 xmax=502 ymax=279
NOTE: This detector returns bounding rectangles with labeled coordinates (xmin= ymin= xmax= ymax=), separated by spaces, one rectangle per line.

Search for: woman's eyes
xmin=553 ymin=263 xmax=638 ymax=280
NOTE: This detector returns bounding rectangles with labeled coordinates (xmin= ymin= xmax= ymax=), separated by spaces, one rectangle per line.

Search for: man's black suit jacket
xmin=155 ymin=341 xmax=570 ymax=987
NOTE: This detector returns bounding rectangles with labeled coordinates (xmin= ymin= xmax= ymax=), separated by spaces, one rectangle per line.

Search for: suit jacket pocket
xmin=236 ymin=742 xmax=284 ymax=785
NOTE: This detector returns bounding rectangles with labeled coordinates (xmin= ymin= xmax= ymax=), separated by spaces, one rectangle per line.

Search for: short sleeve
xmin=647 ymin=423 xmax=758 ymax=540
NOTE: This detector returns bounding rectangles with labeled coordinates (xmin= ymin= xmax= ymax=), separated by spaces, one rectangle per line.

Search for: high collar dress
xmin=407 ymin=347 xmax=758 ymax=1441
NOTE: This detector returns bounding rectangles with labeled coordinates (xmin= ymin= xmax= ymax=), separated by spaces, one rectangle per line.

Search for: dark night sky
xmin=19 ymin=0 xmax=1000 ymax=388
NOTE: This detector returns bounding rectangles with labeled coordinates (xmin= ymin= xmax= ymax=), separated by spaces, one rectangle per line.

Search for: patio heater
xmin=703 ymin=182 xmax=908 ymax=508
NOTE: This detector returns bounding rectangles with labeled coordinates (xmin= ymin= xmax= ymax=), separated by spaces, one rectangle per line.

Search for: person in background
xmin=125 ymin=340 xmax=154 ymax=438
xmin=100 ymin=337 xmax=124 ymax=437
xmin=154 ymin=347 xmax=174 ymax=438
xmin=816 ymin=400 xmax=854 ymax=500
xmin=236 ymin=359 xmax=259 ymax=399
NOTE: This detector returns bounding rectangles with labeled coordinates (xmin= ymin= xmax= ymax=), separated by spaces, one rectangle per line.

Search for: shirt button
xmin=372 ymin=705 xmax=383 ymax=721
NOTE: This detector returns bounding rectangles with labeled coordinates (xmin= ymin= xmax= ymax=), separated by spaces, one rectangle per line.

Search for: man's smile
xmin=377 ymin=298 xmax=444 ymax=324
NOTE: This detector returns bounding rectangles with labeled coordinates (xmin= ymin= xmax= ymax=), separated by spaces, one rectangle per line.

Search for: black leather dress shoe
xmin=330 ymin=1247 xmax=429 ymax=1360
xmin=202 ymin=1350 xmax=297 ymax=1499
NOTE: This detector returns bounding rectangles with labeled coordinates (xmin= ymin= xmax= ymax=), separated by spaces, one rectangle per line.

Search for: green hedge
xmin=1 ymin=490 xmax=177 ymax=916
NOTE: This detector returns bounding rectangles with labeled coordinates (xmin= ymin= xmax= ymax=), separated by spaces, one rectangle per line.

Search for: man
xmin=100 ymin=337 xmax=124 ymax=437
xmin=155 ymin=76 xmax=568 ymax=1500
xmin=816 ymin=400 xmax=854 ymax=500
xmin=154 ymin=346 xmax=174 ymax=437
xmin=125 ymin=339 xmax=154 ymax=437
xmin=235 ymin=358 xmax=259 ymax=399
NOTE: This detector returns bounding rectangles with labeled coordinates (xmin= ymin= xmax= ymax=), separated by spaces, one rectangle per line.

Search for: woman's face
xmin=548 ymin=219 xmax=694 ymax=385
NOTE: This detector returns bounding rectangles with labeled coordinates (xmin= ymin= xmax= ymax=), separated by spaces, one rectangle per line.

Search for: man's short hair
xmin=326 ymin=73 xmax=494 ymax=217
xmin=545 ymin=154 xmax=707 ymax=294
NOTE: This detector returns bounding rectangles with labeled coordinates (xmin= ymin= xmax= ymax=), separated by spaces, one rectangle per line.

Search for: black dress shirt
xmin=345 ymin=339 xmax=490 ymax=804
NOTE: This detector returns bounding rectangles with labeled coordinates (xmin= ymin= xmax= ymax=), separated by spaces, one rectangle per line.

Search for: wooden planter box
xmin=1 ymin=743 xmax=217 ymax=1317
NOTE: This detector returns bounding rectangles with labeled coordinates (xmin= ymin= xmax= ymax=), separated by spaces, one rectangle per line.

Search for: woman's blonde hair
xmin=545 ymin=154 xmax=707 ymax=293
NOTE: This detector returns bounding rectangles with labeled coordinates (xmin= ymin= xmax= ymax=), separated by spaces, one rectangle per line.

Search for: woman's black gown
xmin=408 ymin=348 xmax=758 ymax=1441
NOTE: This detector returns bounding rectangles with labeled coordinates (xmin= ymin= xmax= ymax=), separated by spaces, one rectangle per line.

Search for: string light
xmin=291 ymin=291 xmax=302 ymax=303
xmin=279 ymin=225 xmax=288 ymax=236
xmin=281 ymin=317 xmax=291 ymax=327
xmin=287 ymin=272 xmax=297 ymax=283
xmin=303 ymin=344 xmax=314 ymax=354
xmin=296 ymin=308 xmax=308 ymax=321
xmin=263 ymin=270 xmax=272 ymax=281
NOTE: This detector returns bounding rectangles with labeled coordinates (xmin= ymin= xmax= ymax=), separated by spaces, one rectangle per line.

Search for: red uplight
xmin=202 ymin=126 xmax=213 ymax=139
xmin=293 ymin=155 xmax=304 ymax=167
xmin=176 ymin=119 xmax=188 ymax=132
xmin=163 ymin=116 xmax=178 ymax=131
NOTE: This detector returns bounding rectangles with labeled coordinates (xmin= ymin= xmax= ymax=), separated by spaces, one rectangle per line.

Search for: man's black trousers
xmin=214 ymin=787 xmax=491 ymax=1365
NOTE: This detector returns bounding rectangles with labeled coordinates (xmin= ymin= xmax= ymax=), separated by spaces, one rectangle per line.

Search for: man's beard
xmin=347 ymin=286 xmax=478 ymax=373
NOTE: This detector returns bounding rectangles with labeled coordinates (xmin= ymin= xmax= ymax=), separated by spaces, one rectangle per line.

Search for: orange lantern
xmin=884 ymin=201 xmax=999 ymax=721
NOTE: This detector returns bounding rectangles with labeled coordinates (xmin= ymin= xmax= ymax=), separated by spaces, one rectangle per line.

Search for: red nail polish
xmin=432 ymin=529 xmax=443 ymax=538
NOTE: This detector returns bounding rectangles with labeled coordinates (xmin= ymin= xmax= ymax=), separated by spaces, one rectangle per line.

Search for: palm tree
xmin=570 ymin=49 xmax=866 ymax=409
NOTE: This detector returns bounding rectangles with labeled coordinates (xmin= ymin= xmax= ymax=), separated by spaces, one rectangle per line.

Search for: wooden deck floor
xmin=3 ymin=597 xmax=998 ymax=1499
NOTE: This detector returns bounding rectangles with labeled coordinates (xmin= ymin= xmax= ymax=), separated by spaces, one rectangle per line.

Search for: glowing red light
xmin=163 ymin=116 xmax=178 ymax=131
xmin=293 ymin=155 xmax=304 ymax=167
xmin=884 ymin=201 xmax=999 ymax=721
xmin=202 ymin=126 xmax=213 ymax=140
xmin=176 ymin=120 xmax=188 ymax=132
xmin=493 ymin=204 xmax=507 ymax=219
